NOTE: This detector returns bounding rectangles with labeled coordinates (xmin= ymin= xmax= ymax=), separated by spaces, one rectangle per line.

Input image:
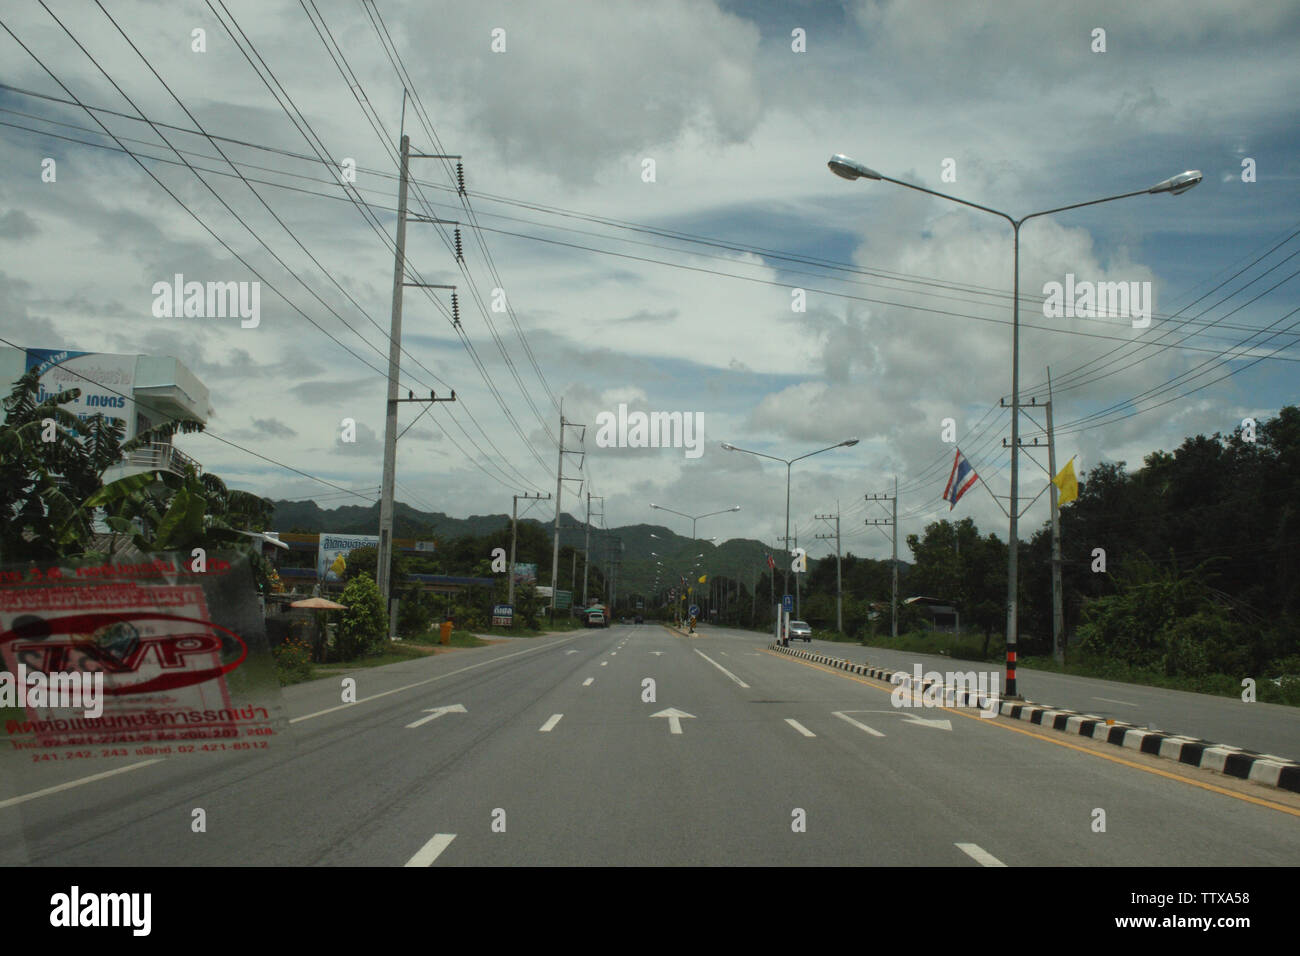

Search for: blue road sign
xmin=782 ymin=594 xmax=793 ymax=612
xmin=689 ymin=604 xmax=699 ymax=617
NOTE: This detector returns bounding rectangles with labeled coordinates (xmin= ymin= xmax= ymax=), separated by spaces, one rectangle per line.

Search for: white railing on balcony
xmin=120 ymin=442 xmax=201 ymax=476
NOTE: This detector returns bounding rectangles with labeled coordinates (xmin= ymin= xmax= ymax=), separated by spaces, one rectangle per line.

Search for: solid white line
xmin=0 ymin=758 xmax=165 ymax=811
xmin=832 ymin=711 xmax=885 ymax=737
xmin=1092 ymin=696 xmax=1138 ymax=707
xmin=404 ymin=833 xmax=456 ymax=867
xmin=956 ymin=843 xmax=1007 ymax=867
xmin=289 ymin=635 xmax=579 ymax=724
xmin=693 ymin=649 xmax=750 ymax=688
xmin=582 ymin=678 xmax=594 ymax=686
xmin=539 ymin=714 xmax=563 ymax=732
xmin=785 ymin=718 xmax=816 ymax=737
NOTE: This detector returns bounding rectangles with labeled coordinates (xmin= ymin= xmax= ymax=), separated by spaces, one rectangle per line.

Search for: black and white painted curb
xmin=768 ymin=642 xmax=1300 ymax=794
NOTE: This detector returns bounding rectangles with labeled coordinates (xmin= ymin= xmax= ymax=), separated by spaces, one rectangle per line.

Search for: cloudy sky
xmin=2 ymin=0 xmax=1297 ymax=563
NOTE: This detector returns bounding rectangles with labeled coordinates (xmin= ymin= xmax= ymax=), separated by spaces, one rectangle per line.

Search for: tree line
xmin=756 ymin=407 xmax=1299 ymax=685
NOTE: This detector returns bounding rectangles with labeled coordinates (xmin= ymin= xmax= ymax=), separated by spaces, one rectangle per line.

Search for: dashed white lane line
xmin=600 ymin=661 xmax=608 ymax=667
xmin=693 ymin=649 xmax=750 ymax=688
xmin=955 ymin=843 xmax=1006 ymax=867
xmin=1092 ymin=696 xmax=1138 ymax=707
xmin=0 ymin=759 xmax=165 ymax=811
xmin=832 ymin=711 xmax=886 ymax=737
xmin=582 ymin=678 xmax=594 ymax=686
xmin=405 ymin=833 xmax=457 ymax=867
xmin=785 ymin=718 xmax=816 ymax=737
xmin=539 ymin=714 xmax=564 ymax=732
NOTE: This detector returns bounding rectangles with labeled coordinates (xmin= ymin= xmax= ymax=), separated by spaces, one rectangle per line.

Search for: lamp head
xmin=1149 ymin=170 xmax=1202 ymax=195
xmin=828 ymin=154 xmax=883 ymax=181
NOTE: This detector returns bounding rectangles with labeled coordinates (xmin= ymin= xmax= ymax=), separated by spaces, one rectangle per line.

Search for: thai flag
xmin=765 ymin=553 xmax=775 ymax=570
xmin=942 ymin=448 xmax=979 ymax=510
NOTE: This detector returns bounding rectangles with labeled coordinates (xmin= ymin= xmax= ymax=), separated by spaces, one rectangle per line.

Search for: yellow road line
xmin=758 ymin=648 xmax=1300 ymax=818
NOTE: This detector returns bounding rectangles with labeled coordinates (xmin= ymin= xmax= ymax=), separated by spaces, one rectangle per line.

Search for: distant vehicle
xmin=634 ymin=615 xmax=644 ymax=624
xmin=585 ymin=609 xmax=606 ymax=628
xmin=788 ymin=620 xmax=812 ymax=642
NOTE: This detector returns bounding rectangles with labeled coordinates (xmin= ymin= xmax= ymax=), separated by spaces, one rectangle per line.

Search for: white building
xmin=0 ymin=346 xmax=212 ymax=481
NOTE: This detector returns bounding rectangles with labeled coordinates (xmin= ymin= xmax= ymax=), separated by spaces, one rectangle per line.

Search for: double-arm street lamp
xmin=721 ymin=438 xmax=859 ymax=617
xmin=648 ymin=503 xmax=741 ymax=540
xmin=828 ymin=153 xmax=1201 ymax=697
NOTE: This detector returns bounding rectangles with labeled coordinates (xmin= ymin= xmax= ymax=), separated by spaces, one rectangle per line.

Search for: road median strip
xmin=766 ymin=642 xmax=1300 ymax=794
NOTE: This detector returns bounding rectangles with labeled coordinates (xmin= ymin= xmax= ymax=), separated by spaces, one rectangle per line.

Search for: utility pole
xmin=508 ymin=491 xmax=550 ymax=608
xmin=1047 ymin=368 xmax=1065 ymax=665
xmin=584 ymin=493 xmax=603 ymax=607
xmin=814 ymin=505 xmax=843 ymax=633
xmin=550 ymin=405 xmax=585 ymax=619
xmin=1008 ymin=392 xmax=1050 ymax=686
xmin=866 ymin=478 xmax=898 ymax=638
xmin=378 ymin=131 xmax=459 ymax=623
xmin=779 ymin=529 xmax=803 ymax=618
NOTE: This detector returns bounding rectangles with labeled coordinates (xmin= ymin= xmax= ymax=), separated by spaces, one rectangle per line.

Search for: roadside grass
xmin=303 ymin=641 xmax=433 ymax=680
xmin=1017 ymin=654 xmax=1300 ymax=707
xmin=404 ymin=629 xmax=489 ymax=648
xmin=838 ymin=630 xmax=1300 ymax=708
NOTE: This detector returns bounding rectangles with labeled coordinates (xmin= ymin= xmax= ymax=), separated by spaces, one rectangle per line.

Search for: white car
xmin=788 ymin=620 xmax=812 ymax=642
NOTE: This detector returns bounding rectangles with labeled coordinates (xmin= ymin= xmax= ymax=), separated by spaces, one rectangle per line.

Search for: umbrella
xmin=289 ymin=597 xmax=348 ymax=610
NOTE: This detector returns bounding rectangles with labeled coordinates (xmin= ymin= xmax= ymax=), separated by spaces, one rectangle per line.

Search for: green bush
xmin=273 ymin=635 xmax=313 ymax=684
xmin=336 ymin=572 xmax=387 ymax=660
xmin=397 ymin=588 xmax=434 ymax=637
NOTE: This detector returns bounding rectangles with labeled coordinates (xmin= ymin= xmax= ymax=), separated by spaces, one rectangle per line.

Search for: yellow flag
xmin=329 ymin=553 xmax=347 ymax=576
xmin=698 ymin=574 xmax=707 ymax=584
xmin=1051 ymin=458 xmax=1078 ymax=506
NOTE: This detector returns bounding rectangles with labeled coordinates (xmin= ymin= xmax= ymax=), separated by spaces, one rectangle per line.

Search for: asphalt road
xmin=3 ymin=623 xmax=1297 ymax=866
xmin=783 ymin=633 xmax=1300 ymax=762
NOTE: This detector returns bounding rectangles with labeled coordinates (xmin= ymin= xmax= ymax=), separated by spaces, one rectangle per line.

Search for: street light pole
xmin=828 ymin=153 xmax=1201 ymax=697
xmin=649 ymin=503 xmax=741 ymax=541
xmin=721 ymin=438 xmax=859 ymax=624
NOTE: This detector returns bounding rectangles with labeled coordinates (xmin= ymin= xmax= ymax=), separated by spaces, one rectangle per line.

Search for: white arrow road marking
xmin=785 ymin=718 xmax=816 ymax=737
xmin=405 ymin=834 xmax=456 ymax=867
xmin=539 ymin=714 xmax=564 ymax=732
xmin=837 ymin=709 xmax=950 ymax=731
xmin=582 ymin=678 xmax=593 ymax=686
xmin=651 ymin=707 xmax=695 ymax=735
xmin=832 ymin=711 xmax=885 ymax=737
xmin=693 ymin=649 xmax=750 ymax=688
xmin=902 ymin=714 xmax=952 ymax=731
xmin=956 ymin=843 xmax=1006 ymax=867
xmin=404 ymin=704 xmax=467 ymax=729
xmin=290 ymin=634 xmax=581 ymax=724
